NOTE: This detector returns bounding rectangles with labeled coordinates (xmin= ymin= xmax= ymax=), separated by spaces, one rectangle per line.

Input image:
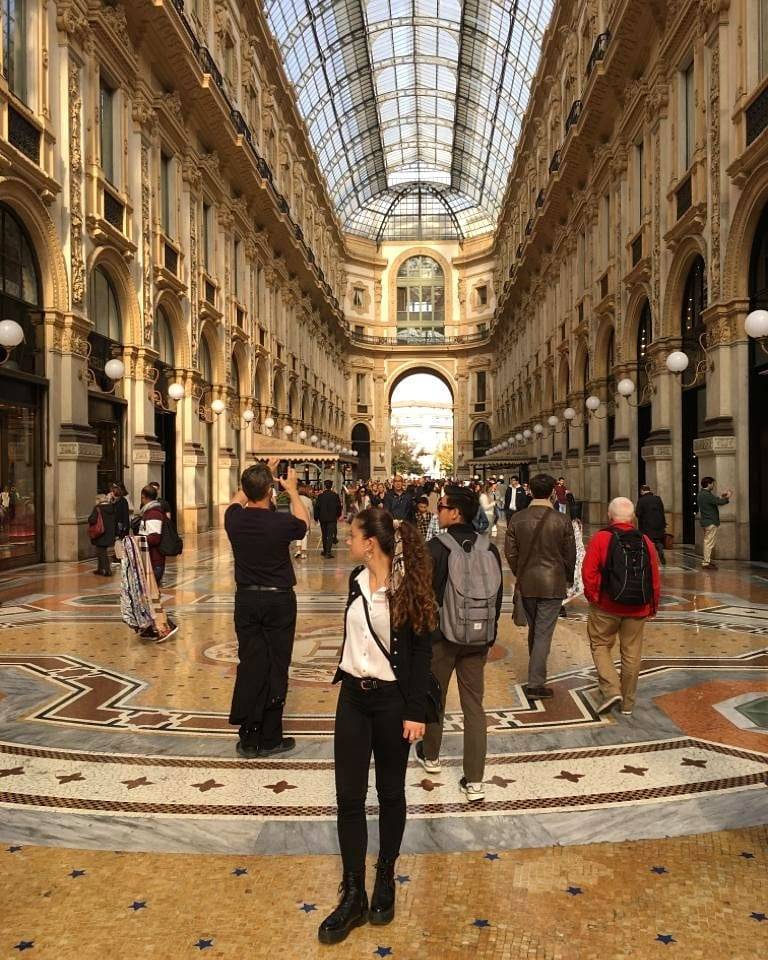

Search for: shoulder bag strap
xmin=516 ymin=510 xmax=553 ymax=583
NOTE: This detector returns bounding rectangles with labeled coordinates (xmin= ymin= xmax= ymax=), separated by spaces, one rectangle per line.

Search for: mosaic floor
xmin=1 ymin=526 xmax=767 ymax=957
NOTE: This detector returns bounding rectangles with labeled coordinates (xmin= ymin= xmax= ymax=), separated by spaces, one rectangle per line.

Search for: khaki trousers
xmin=702 ymin=524 xmax=719 ymax=564
xmin=422 ymin=637 xmax=488 ymax=783
xmin=586 ymin=607 xmax=647 ymax=712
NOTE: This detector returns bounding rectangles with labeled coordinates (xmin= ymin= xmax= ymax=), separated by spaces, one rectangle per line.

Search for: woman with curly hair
xmin=318 ymin=507 xmax=438 ymax=946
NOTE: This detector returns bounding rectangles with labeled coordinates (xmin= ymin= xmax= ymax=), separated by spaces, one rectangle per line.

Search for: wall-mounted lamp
xmin=242 ymin=408 xmax=255 ymax=426
xmin=664 ymin=332 xmax=713 ymax=388
xmin=745 ymin=309 xmax=768 ymax=354
xmin=82 ymin=340 xmax=124 ymax=394
xmin=210 ymin=398 xmax=226 ymax=416
xmin=168 ymin=382 xmax=186 ymax=402
xmin=0 ymin=319 xmax=25 ymax=367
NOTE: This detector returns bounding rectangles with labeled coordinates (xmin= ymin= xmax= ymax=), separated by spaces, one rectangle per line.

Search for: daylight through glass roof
xmin=265 ymin=0 xmax=554 ymax=240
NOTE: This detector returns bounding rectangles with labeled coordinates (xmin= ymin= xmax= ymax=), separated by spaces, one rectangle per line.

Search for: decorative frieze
xmin=68 ymin=57 xmax=84 ymax=307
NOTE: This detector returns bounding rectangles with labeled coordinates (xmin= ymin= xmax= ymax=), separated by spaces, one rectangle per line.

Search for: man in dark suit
xmin=503 ymin=476 xmax=530 ymax=521
xmin=313 ymin=480 xmax=342 ymax=558
xmin=635 ymin=484 xmax=667 ymax=566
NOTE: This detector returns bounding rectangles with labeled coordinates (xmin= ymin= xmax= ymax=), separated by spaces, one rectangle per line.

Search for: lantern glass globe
xmin=283 ymin=425 xmax=293 ymax=435
xmin=665 ymin=350 xmax=689 ymax=374
xmin=534 ymin=423 xmax=543 ymax=433
xmin=320 ymin=439 xmax=328 ymax=448
xmin=563 ymin=406 xmax=576 ymax=420
xmin=104 ymin=359 xmax=125 ymax=381
xmin=264 ymin=416 xmax=275 ymax=429
xmin=586 ymin=395 xmax=601 ymax=411
xmin=515 ymin=432 xmax=523 ymax=442
xmin=242 ymin=409 xmax=255 ymax=423
xmin=210 ymin=398 xmax=226 ymax=415
xmin=0 ymin=318 xmax=24 ymax=348
xmin=548 ymin=415 xmax=558 ymax=427
xmin=310 ymin=435 xmax=318 ymax=444
xmin=523 ymin=429 xmax=532 ymax=439
xmin=617 ymin=378 xmax=636 ymax=397
xmin=745 ymin=309 xmax=768 ymax=339
xmin=168 ymin=382 xmax=185 ymax=401
xmin=299 ymin=430 xmax=307 ymax=440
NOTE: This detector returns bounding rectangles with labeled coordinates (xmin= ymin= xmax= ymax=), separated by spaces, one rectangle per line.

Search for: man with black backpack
xmin=417 ymin=484 xmax=503 ymax=803
xmin=582 ymin=497 xmax=661 ymax=717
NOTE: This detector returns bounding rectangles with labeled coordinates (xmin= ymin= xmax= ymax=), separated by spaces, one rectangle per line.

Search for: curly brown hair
xmin=354 ymin=508 xmax=438 ymax=636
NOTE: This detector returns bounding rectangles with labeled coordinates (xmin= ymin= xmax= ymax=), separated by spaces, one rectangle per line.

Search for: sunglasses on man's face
xmin=437 ymin=502 xmax=453 ymax=512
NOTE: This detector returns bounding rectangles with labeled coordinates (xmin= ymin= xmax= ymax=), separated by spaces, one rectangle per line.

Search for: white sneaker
xmin=415 ymin=740 xmax=441 ymax=774
xmin=460 ymin=777 xmax=485 ymax=802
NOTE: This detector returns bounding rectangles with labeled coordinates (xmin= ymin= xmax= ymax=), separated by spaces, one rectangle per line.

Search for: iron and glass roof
xmin=265 ymin=0 xmax=553 ymax=241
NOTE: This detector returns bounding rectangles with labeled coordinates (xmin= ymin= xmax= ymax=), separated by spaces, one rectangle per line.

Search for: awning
xmin=251 ymin=434 xmax=356 ymax=463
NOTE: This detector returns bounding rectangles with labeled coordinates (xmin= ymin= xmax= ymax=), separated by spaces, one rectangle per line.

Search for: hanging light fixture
xmin=210 ymin=398 xmax=226 ymax=416
xmin=168 ymin=382 xmax=185 ymax=401
xmin=0 ymin=319 xmax=25 ymax=349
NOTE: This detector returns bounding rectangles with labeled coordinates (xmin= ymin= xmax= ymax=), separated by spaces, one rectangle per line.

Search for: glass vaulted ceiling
xmin=265 ymin=0 xmax=553 ymax=241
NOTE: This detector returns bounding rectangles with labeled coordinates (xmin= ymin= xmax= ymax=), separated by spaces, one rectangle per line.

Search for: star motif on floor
xmin=565 ymin=886 xmax=583 ymax=896
xmin=121 ymin=776 xmax=154 ymax=790
xmin=412 ymin=778 xmax=443 ymax=791
xmin=740 ymin=852 xmax=755 ymax=859
xmin=681 ymin=758 xmax=707 ymax=768
xmin=373 ymin=948 xmax=392 ymax=958
xmin=396 ymin=875 xmax=410 ymax=884
xmin=651 ymin=866 xmax=668 ymax=875
xmin=620 ymin=765 xmax=648 ymax=776
xmin=750 ymin=912 xmax=767 ymax=922
xmin=484 ymin=853 xmax=500 ymax=861
xmin=263 ymin=780 xmax=297 ymax=794
xmin=232 ymin=868 xmax=248 ymax=877
xmin=0 ymin=766 xmax=25 ymax=778
xmin=554 ymin=770 xmax=584 ymax=783
xmin=7 ymin=845 xmax=22 ymax=853
xmin=472 ymin=918 xmax=491 ymax=927
xmin=68 ymin=869 xmax=86 ymax=878
xmin=129 ymin=901 xmax=147 ymax=911
xmin=191 ymin=779 xmax=224 ymax=792
xmin=656 ymin=934 xmax=676 ymax=945
xmin=193 ymin=939 xmax=214 ymax=950
xmin=298 ymin=903 xmax=317 ymax=913
xmin=487 ymin=775 xmax=515 ymax=787
xmin=56 ymin=772 xmax=85 ymax=784
xmin=13 ymin=942 xmax=34 ymax=952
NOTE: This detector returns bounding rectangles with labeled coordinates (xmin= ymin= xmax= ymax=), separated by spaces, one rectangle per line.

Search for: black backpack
xmin=158 ymin=518 xmax=183 ymax=557
xmin=601 ymin=527 xmax=652 ymax=606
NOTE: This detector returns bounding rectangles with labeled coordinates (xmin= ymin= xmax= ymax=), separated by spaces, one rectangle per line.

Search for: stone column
xmin=608 ymin=362 xmax=634 ymax=502
xmin=641 ymin=341 xmax=676 ymax=539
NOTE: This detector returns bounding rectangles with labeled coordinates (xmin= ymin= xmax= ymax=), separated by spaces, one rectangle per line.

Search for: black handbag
xmin=361 ymin=595 xmax=443 ymax=724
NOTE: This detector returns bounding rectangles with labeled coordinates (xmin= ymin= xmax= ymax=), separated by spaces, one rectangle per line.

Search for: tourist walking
xmin=413 ymin=495 xmax=434 ymax=540
xmin=132 ymin=486 xmax=169 ymax=587
xmin=479 ymin=482 xmax=497 ymax=537
xmin=383 ymin=474 xmax=413 ymax=521
xmin=314 ymin=479 xmax=343 ymax=558
xmin=560 ymin=515 xmax=586 ymax=617
xmin=582 ymin=497 xmax=661 ymax=716
xmin=418 ymin=484 xmax=503 ymax=802
xmin=111 ymin=482 xmax=130 ymax=539
xmin=505 ymin=473 xmax=576 ymax=700
xmin=89 ymin=491 xmax=117 ymax=577
xmin=293 ymin=483 xmax=315 ymax=560
xmin=635 ymin=484 xmax=667 ymax=565
xmin=225 ymin=459 xmax=309 ymax=758
xmin=698 ymin=477 xmax=732 ymax=570
xmin=504 ymin=476 xmax=529 ymax=521
xmin=318 ymin=508 xmax=436 ymax=945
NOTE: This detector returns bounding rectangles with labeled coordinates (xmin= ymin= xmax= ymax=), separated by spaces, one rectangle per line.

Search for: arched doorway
xmin=680 ymin=255 xmax=707 ymax=544
xmin=395 ymin=256 xmax=446 ymax=344
xmin=636 ymin=301 xmax=652 ymax=490
xmin=473 ymin=421 xmax=491 ymax=458
xmin=153 ymin=304 xmax=177 ymax=520
xmin=351 ymin=423 xmax=371 ymax=478
xmin=749 ymin=204 xmax=768 ymax=560
xmin=88 ymin=264 xmax=126 ymax=496
xmin=0 ymin=203 xmax=43 ymax=568
xmin=389 ymin=370 xmax=453 ymax=476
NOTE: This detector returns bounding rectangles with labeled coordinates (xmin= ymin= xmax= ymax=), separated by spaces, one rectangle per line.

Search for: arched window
xmin=231 ymin=352 xmax=240 ymax=397
xmin=199 ymin=336 xmax=213 ymax=385
xmin=0 ymin=202 xmax=40 ymax=373
xmin=473 ymin=421 xmax=491 ymax=458
xmin=396 ymin=256 xmax=445 ymax=343
xmin=154 ymin=306 xmax=174 ymax=366
xmin=90 ymin=266 xmax=121 ymax=342
xmin=680 ymin=255 xmax=707 ymax=388
xmin=636 ymin=301 xmax=651 ymax=403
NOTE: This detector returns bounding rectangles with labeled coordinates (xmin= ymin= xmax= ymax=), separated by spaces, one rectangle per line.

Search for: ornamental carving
xmin=132 ymin=90 xmax=157 ymax=133
xmin=68 ymin=58 xmax=84 ymax=306
xmin=100 ymin=3 xmax=135 ymax=59
xmin=160 ymin=91 xmax=185 ymax=127
xmin=55 ymin=2 xmax=88 ymax=41
xmin=140 ymin=141 xmax=153 ymax=345
xmin=190 ymin=193 xmax=200 ymax=367
xmin=709 ymin=38 xmax=721 ymax=301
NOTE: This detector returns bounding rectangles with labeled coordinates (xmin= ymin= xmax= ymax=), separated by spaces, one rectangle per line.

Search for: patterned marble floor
xmin=1 ymin=526 xmax=767 ymax=957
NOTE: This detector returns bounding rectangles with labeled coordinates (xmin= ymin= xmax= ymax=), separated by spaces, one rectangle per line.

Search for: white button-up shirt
xmin=340 ymin=567 xmax=395 ymax=681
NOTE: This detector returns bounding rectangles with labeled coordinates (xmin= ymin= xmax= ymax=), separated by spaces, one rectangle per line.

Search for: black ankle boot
xmin=317 ymin=872 xmax=368 ymax=945
xmin=369 ymin=858 xmax=396 ymax=925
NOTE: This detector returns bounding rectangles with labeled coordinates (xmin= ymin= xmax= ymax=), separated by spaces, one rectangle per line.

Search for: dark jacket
xmin=333 ymin=567 xmax=435 ymax=722
xmin=505 ymin=503 xmax=576 ymax=599
xmin=504 ymin=485 xmax=530 ymax=512
xmin=635 ymin=493 xmax=666 ymax=539
xmin=89 ymin=500 xmax=117 ymax=548
xmin=428 ymin=523 xmax=504 ymax=641
xmin=314 ymin=489 xmax=342 ymax=522
xmin=113 ymin=495 xmax=130 ymax=538
xmin=698 ymin=488 xmax=729 ymax=527
xmin=383 ymin=489 xmax=413 ymax=520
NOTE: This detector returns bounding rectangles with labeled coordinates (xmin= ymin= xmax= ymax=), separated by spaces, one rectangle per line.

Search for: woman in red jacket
xmin=582 ymin=496 xmax=661 ymax=717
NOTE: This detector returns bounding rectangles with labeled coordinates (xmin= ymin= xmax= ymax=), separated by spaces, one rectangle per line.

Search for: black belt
xmin=238 ymin=585 xmax=293 ymax=593
xmin=341 ymin=671 xmax=398 ymax=691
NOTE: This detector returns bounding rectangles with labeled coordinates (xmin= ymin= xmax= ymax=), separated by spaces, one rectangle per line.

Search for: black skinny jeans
xmin=334 ymin=677 xmax=411 ymax=875
xmin=320 ymin=521 xmax=337 ymax=555
xmin=230 ymin=589 xmax=297 ymax=748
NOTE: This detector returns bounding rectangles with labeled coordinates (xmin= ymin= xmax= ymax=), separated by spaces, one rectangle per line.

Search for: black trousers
xmin=95 ymin=545 xmax=112 ymax=575
xmin=334 ymin=677 xmax=411 ymax=874
xmin=229 ymin=589 xmax=297 ymax=748
xmin=320 ymin=521 xmax=337 ymax=555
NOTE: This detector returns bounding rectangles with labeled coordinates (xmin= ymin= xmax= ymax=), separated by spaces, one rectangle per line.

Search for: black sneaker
xmin=236 ymin=740 xmax=261 ymax=759
xmin=523 ymin=685 xmax=554 ymax=700
xmin=258 ymin=737 xmax=296 ymax=758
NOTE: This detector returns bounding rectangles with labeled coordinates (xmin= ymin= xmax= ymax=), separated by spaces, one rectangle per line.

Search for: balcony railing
xmin=586 ymin=32 xmax=610 ymax=77
xmin=565 ymin=99 xmax=583 ymax=133
xmin=350 ymin=330 xmax=490 ymax=347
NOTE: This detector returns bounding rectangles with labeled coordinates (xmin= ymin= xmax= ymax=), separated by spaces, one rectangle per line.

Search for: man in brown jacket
xmin=505 ymin=473 xmax=577 ymax=700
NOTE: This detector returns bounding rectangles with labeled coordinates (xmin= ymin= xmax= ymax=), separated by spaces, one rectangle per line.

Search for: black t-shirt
xmin=224 ymin=504 xmax=306 ymax=588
